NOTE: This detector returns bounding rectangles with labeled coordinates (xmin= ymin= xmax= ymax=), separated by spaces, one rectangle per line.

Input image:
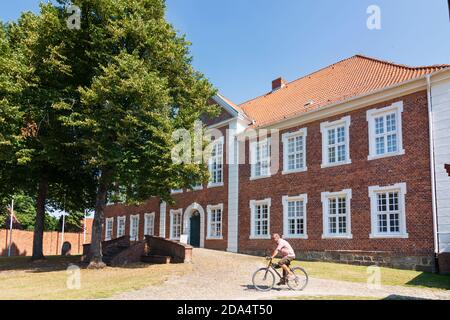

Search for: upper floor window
xmin=170 ymin=209 xmax=183 ymax=240
xmin=130 ymin=214 xmax=140 ymax=241
xmin=321 ymin=189 xmax=352 ymax=239
xmin=207 ymin=204 xmax=223 ymax=239
xmin=249 ymin=198 xmax=271 ymax=239
xmin=171 ymin=189 xmax=183 ymax=194
xmin=250 ymin=138 xmax=271 ymax=179
xmin=105 ymin=217 xmax=114 ymax=241
xmin=117 ymin=216 xmax=126 ymax=238
xmin=368 ymin=183 xmax=408 ymax=238
xmin=282 ymin=128 xmax=307 ymax=174
xmin=208 ymin=137 xmax=224 ymax=187
xmin=367 ymin=102 xmax=405 ymax=160
xmin=320 ymin=116 xmax=351 ymax=168
xmin=282 ymin=194 xmax=308 ymax=239
xmin=144 ymin=213 xmax=155 ymax=236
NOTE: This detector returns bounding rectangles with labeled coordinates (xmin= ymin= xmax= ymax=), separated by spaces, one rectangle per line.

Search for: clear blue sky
xmin=1 ymin=0 xmax=449 ymax=104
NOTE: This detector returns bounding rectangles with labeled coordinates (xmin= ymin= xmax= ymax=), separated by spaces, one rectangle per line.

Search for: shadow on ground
xmin=406 ymin=273 xmax=450 ymax=291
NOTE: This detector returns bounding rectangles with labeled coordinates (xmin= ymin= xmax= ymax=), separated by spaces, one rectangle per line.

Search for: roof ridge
xmin=239 ymin=55 xmax=450 ymax=108
xmin=354 ymin=54 xmax=450 ymax=70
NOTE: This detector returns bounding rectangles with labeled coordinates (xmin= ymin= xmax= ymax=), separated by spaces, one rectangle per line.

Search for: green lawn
xmin=290 ymin=260 xmax=450 ymax=291
xmin=0 ymin=255 xmax=191 ymax=300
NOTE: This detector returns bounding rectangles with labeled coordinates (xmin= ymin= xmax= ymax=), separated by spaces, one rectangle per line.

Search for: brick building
xmin=104 ymin=55 xmax=450 ymax=272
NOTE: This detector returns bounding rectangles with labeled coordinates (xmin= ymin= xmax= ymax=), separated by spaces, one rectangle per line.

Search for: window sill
xmin=370 ymin=233 xmax=409 ymax=239
xmin=250 ymin=175 xmax=272 ymax=181
xmin=208 ymin=183 xmax=224 ymax=189
xmin=322 ymin=234 xmax=353 ymax=239
xmin=284 ymin=235 xmax=308 ymax=240
xmin=249 ymin=235 xmax=271 ymax=240
xmin=206 ymin=237 xmax=224 ymax=241
xmin=368 ymin=149 xmax=405 ymax=161
xmin=282 ymin=168 xmax=308 ymax=175
xmin=321 ymin=160 xmax=352 ymax=169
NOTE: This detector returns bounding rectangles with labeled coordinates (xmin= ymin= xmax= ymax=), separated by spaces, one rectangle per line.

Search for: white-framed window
xmin=208 ymin=137 xmax=224 ymax=187
xmin=367 ymin=101 xmax=405 ymax=160
xmin=320 ymin=116 xmax=351 ymax=168
xmin=249 ymin=198 xmax=271 ymax=239
xmin=207 ymin=204 xmax=223 ymax=239
xmin=250 ymin=138 xmax=272 ymax=179
xmin=144 ymin=212 xmax=155 ymax=236
xmin=171 ymin=189 xmax=183 ymax=194
xmin=170 ymin=209 xmax=183 ymax=240
xmin=117 ymin=216 xmax=126 ymax=238
xmin=105 ymin=217 xmax=114 ymax=241
xmin=368 ymin=183 xmax=408 ymax=238
xmin=321 ymin=189 xmax=352 ymax=239
xmin=130 ymin=214 xmax=140 ymax=241
xmin=282 ymin=128 xmax=307 ymax=174
xmin=282 ymin=194 xmax=308 ymax=239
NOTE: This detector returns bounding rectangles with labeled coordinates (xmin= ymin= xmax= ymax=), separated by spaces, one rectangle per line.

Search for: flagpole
xmin=61 ymin=194 xmax=66 ymax=254
xmin=7 ymin=198 xmax=14 ymax=257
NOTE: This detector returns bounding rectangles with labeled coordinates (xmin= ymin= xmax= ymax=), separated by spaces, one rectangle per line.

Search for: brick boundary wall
xmin=0 ymin=229 xmax=91 ymax=257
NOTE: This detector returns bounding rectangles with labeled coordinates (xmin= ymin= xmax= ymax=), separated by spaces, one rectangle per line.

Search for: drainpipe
xmin=426 ymin=74 xmax=440 ymax=266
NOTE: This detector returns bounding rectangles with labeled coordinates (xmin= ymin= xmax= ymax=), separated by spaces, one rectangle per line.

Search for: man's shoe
xmin=277 ymin=278 xmax=287 ymax=286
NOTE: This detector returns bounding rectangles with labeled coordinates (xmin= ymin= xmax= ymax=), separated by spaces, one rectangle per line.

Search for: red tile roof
xmin=238 ymin=55 xmax=449 ymax=127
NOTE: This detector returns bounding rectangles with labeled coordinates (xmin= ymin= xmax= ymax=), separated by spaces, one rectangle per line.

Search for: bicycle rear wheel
xmin=252 ymin=268 xmax=275 ymax=292
xmin=287 ymin=267 xmax=309 ymax=291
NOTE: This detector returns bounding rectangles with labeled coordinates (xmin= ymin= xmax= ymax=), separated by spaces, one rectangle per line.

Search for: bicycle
xmin=252 ymin=257 xmax=309 ymax=292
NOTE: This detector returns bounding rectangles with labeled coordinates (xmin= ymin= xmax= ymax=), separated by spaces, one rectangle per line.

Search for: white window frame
xmin=282 ymin=194 xmax=308 ymax=239
xmin=321 ymin=189 xmax=353 ymax=239
xmin=367 ymin=101 xmax=405 ymax=160
xmin=208 ymin=136 xmax=224 ymax=188
xmin=170 ymin=209 xmax=183 ymax=240
xmin=116 ymin=216 xmax=126 ymax=238
xmin=368 ymin=183 xmax=408 ymax=239
xmin=171 ymin=189 xmax=183 ymax=194
xmin=129 ymin=214 xmax=140 ymax=241
xmin=282 ymin=128 xmax=308 ymax=174
xmin=250 ymin=138 xmax=272 ymax=180
xmin=144 ymin=212 xmax=156 ymax=237
xmin=105 ymin=217 xmax=114 ymax=241
xmin=249 ymin=198 xmax=271 ymax=239
xmin=206 ymin=204 xmax=224 ymax=240
xmin=320 ymin=116 xmax=351 ymax=168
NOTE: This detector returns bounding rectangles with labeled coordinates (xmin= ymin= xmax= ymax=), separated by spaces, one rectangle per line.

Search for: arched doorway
xmin=183 ymin=203 xmax=205 ymax=248
xmin=189 ymin=210 xmax=201 ymax=247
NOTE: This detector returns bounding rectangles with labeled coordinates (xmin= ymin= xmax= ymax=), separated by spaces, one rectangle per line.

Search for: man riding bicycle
xmin=268 ymin=233 xmax=296 ymax=285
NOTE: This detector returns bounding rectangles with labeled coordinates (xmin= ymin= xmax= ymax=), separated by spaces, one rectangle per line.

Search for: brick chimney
xmin=272 ymin=77 xmax=287 ymax=91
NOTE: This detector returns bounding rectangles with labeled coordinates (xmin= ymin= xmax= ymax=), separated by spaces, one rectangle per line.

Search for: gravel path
xmin=113 ymin=249 xmax=450 ymax=300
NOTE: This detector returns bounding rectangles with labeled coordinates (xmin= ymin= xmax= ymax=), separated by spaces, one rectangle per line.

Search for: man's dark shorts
xmin=278 ymin=256 xmax=294 ymax=267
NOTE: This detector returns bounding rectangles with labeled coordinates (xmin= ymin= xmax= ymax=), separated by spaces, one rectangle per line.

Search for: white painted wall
xmin=227 ymin=119 xmax=247 ymax=252
xmin=432 ymin=77 xmax=450 ymax=253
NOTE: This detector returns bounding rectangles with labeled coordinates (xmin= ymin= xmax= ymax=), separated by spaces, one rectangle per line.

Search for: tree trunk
xmin=32 ymin=176 xmax=49 ymax=260
xmin=88 ymin=168 xmax=112 ymax=269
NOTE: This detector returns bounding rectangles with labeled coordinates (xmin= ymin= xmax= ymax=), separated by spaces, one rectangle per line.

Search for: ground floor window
xmin=130 ymin=214 xmax=140 ymax=241
xmin=321 ymin=189 xmax=352 ymax=239
xmin=369 ymin=183 xmax=408 ymax=238
xmin=282 ymin=194 xmax=308 ymax=239
xmin=117 ymin=216 xmax=126 ymax=238
xmin=144 ymin=213 xmax=155 ymax=236
xmin=105 ymin=217 xmax=114 ymax=241
xmin=250 ymin=198 xmax=271 ymax=239
xmin=207 ymin=204 xmax=223 ymax=239
xmin=170 ymin=209 xmax=183 ymax=240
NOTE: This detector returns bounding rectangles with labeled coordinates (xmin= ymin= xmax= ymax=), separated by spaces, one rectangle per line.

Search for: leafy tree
xmin=0 ymin=5 xmax=96 ymax=259
xmin=53 ymin=0 xmax=217 ymax=267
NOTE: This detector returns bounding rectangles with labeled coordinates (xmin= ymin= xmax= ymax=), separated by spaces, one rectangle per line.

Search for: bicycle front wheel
xmin=252 ymin=268 xmax=275 ymax=292
xmin=287 ymin=267 xmax=309 ymax=291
